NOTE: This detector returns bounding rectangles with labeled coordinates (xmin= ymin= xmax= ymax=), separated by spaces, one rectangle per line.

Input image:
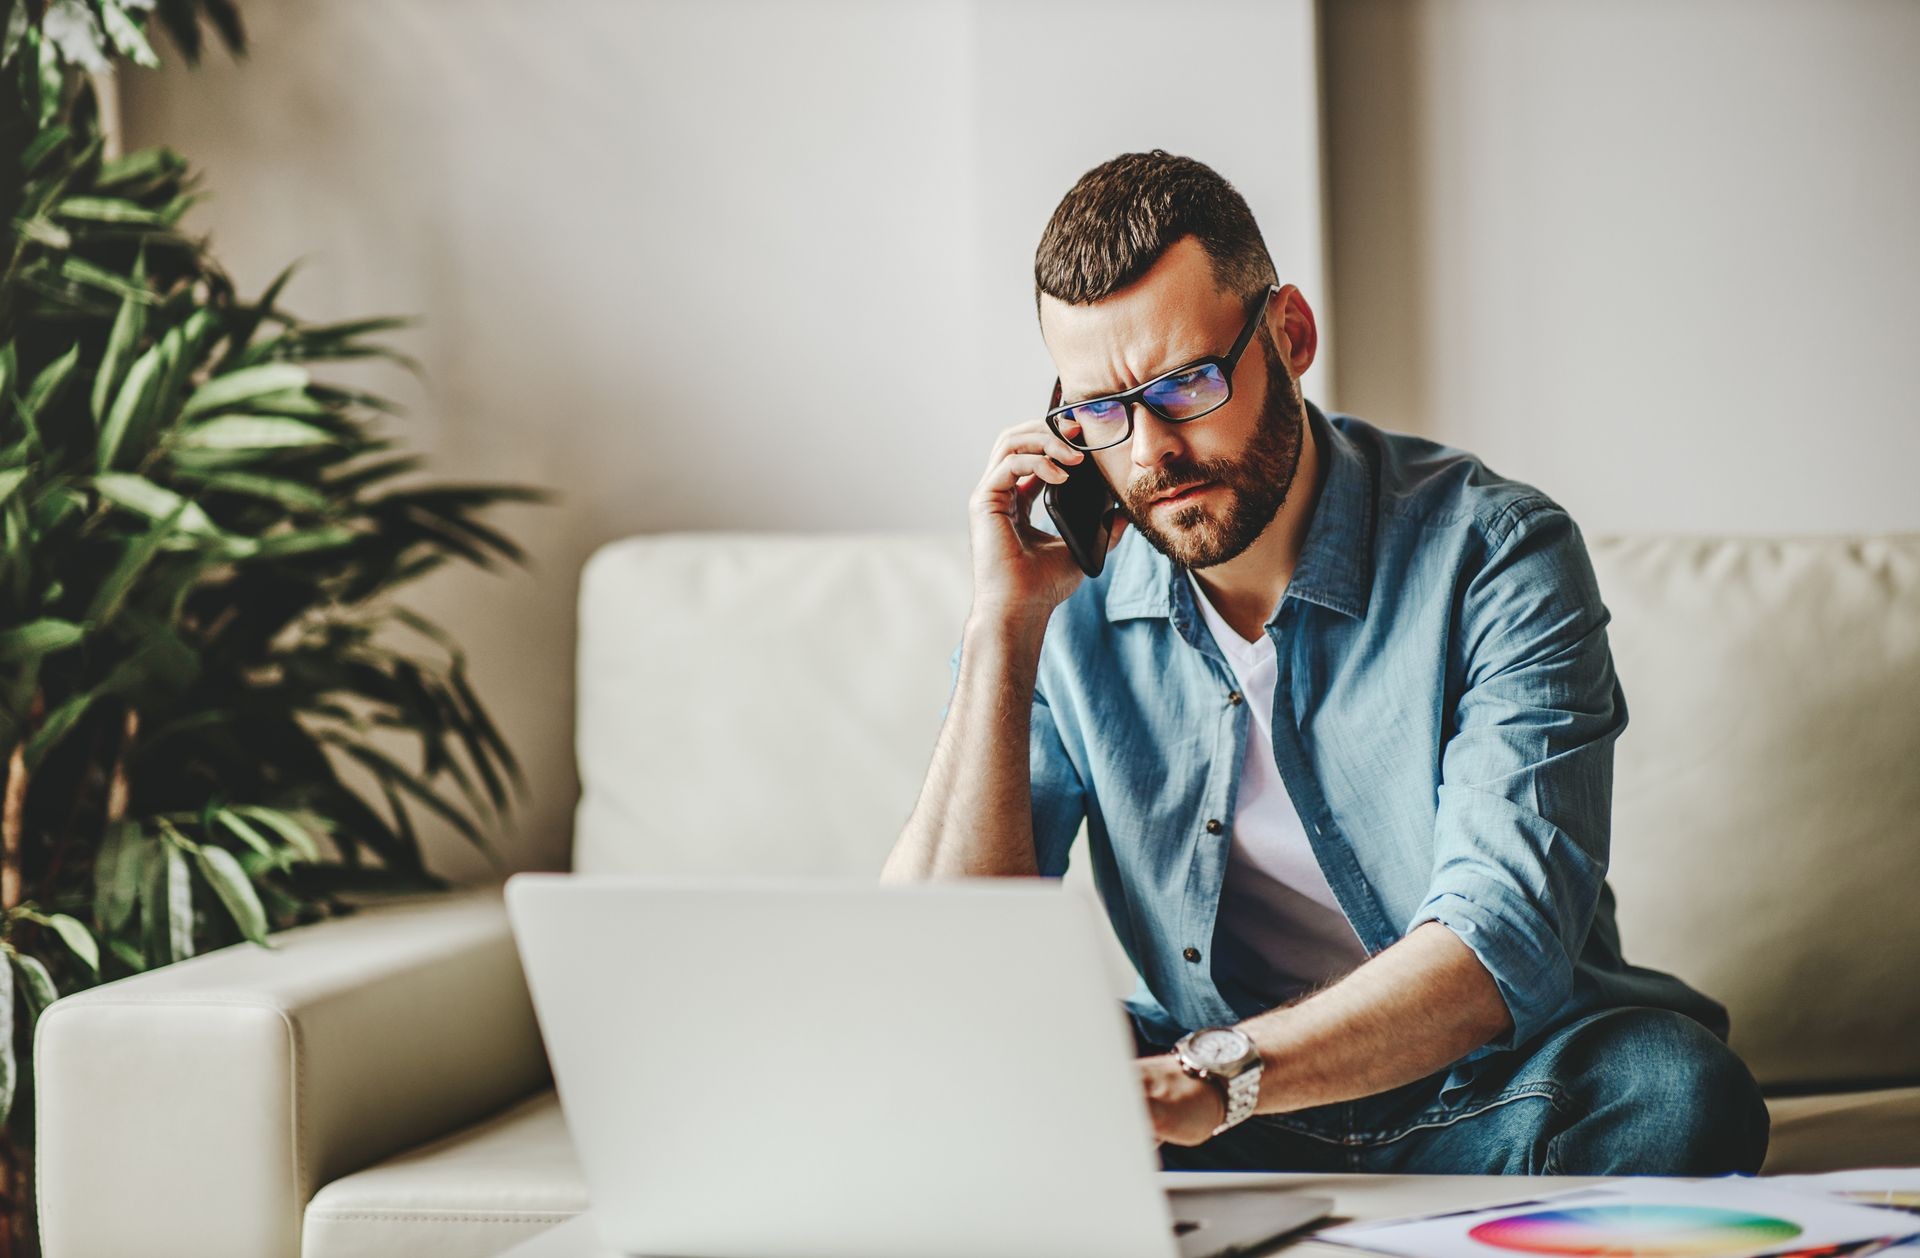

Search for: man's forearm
xmin=880 ymin=612 xmax=1049 ymax=880
xmin=1238 ymin=921 xmax=1513 ymax=1113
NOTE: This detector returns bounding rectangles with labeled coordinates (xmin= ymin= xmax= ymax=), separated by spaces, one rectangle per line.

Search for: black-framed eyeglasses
xmin=1045 ymin=284 xmax=1281 ymax=452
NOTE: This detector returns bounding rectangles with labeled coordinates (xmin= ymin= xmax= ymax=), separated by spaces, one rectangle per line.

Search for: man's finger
xmin=1014 ymin=472 xmax=1048 ymax=514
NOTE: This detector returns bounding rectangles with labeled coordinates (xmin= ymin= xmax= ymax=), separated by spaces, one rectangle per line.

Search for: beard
xmin=1117 ymin=335 xmax=1307 ymax=571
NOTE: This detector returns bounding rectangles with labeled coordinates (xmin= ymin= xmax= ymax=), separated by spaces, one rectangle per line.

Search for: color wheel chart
xmin=1315 ymin=1178 xmax=1920 ymax=1258
xmin=1466 ymin=1205 xmax=1801 ymax=1257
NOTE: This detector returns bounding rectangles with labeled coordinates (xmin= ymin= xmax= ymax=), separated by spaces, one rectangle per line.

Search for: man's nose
xmin=1128 ymin=403 xmax=1187 ymax=470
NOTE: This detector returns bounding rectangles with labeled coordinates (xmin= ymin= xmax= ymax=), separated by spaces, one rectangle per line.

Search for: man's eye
xmin=1077 ymin=400 xmax=1123 ymax=420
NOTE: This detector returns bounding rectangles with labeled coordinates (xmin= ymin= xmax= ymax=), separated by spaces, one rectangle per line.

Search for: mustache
xmin=1128 ymin=460 xmax=1231 ymax=504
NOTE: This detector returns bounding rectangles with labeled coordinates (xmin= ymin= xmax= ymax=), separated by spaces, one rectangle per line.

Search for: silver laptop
xmin=504 ymin=873 xmax=1330 ymax=1258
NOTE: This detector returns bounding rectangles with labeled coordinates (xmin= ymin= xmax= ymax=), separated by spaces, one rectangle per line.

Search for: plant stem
xmin=104 ymin=707 xmax=139 ymax=825
xmin=1 ymin=691 xmax=43 ymax=913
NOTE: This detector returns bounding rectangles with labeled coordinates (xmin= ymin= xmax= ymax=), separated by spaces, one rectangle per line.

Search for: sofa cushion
xmin=1760 ymin=1085 xmax=1920 ymax=1174
xmin=302 ymin=1089 xmax=584 ymax=1258
xmin=1593 ymin=536 xmax=1920 ymax=1089
xmin=572 ymin=532 xmax=971 ymax=879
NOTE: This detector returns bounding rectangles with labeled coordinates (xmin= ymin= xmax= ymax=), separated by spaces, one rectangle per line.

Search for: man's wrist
xmin=1198 ymin=1073 xmax=1229 ymax=1130
xmin=1158 ymin=1054 xmax=1228 ymax=1131
xmin=963 ymin=603 xmax=1052 ymax=650
xmin=1173 ymin=1026 xmax=1264 ymax=1134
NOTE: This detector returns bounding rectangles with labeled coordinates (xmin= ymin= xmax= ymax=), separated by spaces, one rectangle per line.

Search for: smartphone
xmin=1041 ymin=379 xmax=1116 ymax=579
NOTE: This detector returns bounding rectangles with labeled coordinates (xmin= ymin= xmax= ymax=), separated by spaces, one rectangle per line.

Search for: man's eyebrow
xmin=1060 ymin=348 xmax=1211 ymax=406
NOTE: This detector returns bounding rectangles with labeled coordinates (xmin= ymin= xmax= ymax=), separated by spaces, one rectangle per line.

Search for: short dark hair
xmin=1033 ymin=150 xmax=1278 ymax=323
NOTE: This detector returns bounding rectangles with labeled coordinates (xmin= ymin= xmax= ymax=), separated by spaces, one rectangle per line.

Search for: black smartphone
xmin=1041 ymin=379 xmax=1116 ymax=578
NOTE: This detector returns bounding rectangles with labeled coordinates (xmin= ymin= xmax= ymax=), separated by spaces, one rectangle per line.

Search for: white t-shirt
xmin=1187 ymin=571 xmax=1369 ymax=1011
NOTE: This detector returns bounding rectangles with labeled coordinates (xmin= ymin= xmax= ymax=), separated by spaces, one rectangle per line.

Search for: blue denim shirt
xmin=947 ymin=402 xmax=1726 ymax=1098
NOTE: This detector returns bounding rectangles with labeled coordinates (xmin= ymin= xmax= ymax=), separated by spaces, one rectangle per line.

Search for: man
xmin=880 ymin=151 xmax=1768 ymax=1175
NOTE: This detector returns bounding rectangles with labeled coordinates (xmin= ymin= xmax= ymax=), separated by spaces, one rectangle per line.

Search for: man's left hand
xmin=1139 ymin=1053 xmax=1228 ymax=1147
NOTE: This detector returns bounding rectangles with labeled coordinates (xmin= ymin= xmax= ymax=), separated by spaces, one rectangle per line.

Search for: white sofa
xmin=35 ymin=531 xmax=1920 ymax=1257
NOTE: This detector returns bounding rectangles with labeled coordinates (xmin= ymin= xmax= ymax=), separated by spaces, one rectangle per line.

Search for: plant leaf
xmin=153 ymin=838 xmax=194 ymax=962
xmin=91 ymin=473 xmax=220 ymax=535
xmin=59 ymin=255 xmax=153 ymax=302
xmin=0 ymin=958 xmax=13 ymax=1130
xmin=42 ymin=911 xmax=101 ymax=973
xmin=248 ymin=526 xmax=356 ymax=558
xmin=176 ymin=415 xmax=337 ymax=449
xmin=36 ymin=30 xmax=63 ymax=127
xmin=12 ymin=951 xmax=57 ymax=1021
xmin=23 ymin=688 xmax=93 ymax=768
xmin=228 ymin=806 xmax=322 ymax=862
xmin=212 ymin=808 xmax=281 ymax=863
xmin=0 ymin=618 xmax=85 ymax=661
xmin=193 ymin=844 xmax=269 ymax=945
xmin=41 ymin=0 xmax=110 ymax=71
xmin=96 ymin=338 xmax=166 ymax=470
xmin=1 ymin=1 xmax=29 ymax=69
xmin=97 ymin=2 xmax=160 ymax=67
xmin=15 ymin=216 xmax=71 ymax=249
xmin=94 ymin=819 xmax=147 ymax=933
xmin=179 ymin=364 xmax=309 ymax=420
xmin=54 ymin=195 xmax=167 ymax=224
xmin=244 ymin=388 xmax=332 ymax=418
xmin=173 ymin=469 xmax=326 ymax=511
xmin=92 ymin=259 xmax=149 ymax=425
xmin=83 ymin=502 xmax=189 ymax=625
xmin=20 ymin=342 xmax=82 ymax=442
xmin=94 ymin=146 xmax=184 ymax=191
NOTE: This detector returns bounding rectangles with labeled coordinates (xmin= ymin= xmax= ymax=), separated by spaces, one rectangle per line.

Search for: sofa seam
xmin=34 ymin=1001 xmax=60 ymax=1257
xmin=285 ymin=1001 xmax=307 ymax=1251
xmin=48 ymin=992 xmax=301 ymax=1010
xmin=304 ymin=1211 xmax=583 ymax=1224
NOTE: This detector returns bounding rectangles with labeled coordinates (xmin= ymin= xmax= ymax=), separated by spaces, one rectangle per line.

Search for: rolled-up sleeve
xmin=943 ymin=639 xmax=1086 ymax=878
xmin=1408 ymin=502 xmax=1622 ymax=1053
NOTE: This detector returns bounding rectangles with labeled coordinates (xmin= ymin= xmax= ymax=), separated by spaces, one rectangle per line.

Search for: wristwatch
xmin=1172 ymin=1026 xmax=1263 ymax=1136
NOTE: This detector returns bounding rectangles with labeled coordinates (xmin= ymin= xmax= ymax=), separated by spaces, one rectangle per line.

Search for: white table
xmin=495 ymin=1171 xmax=1616 ymax=1256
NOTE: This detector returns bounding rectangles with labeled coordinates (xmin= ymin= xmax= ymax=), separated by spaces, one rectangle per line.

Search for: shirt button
xmin=1226 ymin=690 xmax=1243 ymax=706
xmin=1204 ymin=818 xmax=1223 ymax=835
xmin=1183 ymin=947 xmax=1202 ymax=963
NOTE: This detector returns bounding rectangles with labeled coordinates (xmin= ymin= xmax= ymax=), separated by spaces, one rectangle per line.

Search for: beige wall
xmin=1322 ymin=0 xmax=1920 ymax=536
xmin=119 ymin=0 xmax=1328 ymax=880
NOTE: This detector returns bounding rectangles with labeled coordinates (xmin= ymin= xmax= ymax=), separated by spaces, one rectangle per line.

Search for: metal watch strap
xmin=1212 ymin=1066 xmax=1261 ymax=1135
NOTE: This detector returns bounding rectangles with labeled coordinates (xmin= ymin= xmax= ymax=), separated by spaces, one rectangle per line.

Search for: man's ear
xmin=1272 ymin=284 xmax=1318 ymax=380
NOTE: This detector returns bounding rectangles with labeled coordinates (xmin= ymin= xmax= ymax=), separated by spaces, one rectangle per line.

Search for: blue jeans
xmin=1138 ymin=1006 xmax=1770 ymax=1176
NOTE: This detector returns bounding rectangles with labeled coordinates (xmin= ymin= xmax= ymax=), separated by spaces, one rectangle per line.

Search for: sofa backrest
xmin=573 ymin=533 xmax=971 ymax=881
xmin=571 ymin=531 xmax=1920 ymax=1091
xmin=1596 ymin=535 xmax=1920 ymax=1089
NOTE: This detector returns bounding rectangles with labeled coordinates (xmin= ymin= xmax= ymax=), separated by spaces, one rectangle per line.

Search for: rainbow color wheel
xmin=1467 ymin=1204 xmax=1803 ymax=1256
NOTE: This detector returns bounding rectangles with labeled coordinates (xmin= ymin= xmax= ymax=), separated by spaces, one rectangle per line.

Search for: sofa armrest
xmin=34 ymin=882 xmax=550 ymax=1258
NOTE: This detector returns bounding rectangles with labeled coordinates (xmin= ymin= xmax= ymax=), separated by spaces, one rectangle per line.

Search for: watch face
xmin=1190 ymin=1028 xmax=1251 ymax=1067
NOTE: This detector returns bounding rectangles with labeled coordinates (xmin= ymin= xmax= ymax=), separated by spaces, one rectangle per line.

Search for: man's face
xmin=1039 ymin=236 xmax=1309 ymax=570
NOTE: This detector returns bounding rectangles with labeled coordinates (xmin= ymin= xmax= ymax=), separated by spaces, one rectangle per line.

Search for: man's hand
xmin=968 ymin=419 xmax=1126 ymax=628
xmin=1138 ymin=1054 xmax=1227 ymax=1147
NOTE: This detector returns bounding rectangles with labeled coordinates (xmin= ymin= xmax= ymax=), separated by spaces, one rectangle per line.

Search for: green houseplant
xmin=0 ymin=0 xmax=550 ymax=1246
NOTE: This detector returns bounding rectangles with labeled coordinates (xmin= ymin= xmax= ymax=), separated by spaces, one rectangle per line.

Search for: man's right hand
xmin=967 ymin=419 xmax=1127 ymax=629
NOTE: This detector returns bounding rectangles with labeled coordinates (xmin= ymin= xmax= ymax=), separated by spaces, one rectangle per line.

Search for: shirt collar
xmin=1103 ymin=399 xmax=1377 ymax=624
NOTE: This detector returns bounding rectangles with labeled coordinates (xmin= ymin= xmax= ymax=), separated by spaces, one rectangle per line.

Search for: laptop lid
xmin=505 ymin=872 xmax=1185 ymax=1258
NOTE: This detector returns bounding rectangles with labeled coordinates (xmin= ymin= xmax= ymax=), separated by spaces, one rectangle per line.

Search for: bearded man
xmin=881 ymin=150 xmax=1768 ymax=1176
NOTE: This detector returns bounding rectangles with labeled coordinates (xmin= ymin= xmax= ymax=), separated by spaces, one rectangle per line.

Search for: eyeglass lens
xmin=1054 ymin=363 xmax=1231 ymax=449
